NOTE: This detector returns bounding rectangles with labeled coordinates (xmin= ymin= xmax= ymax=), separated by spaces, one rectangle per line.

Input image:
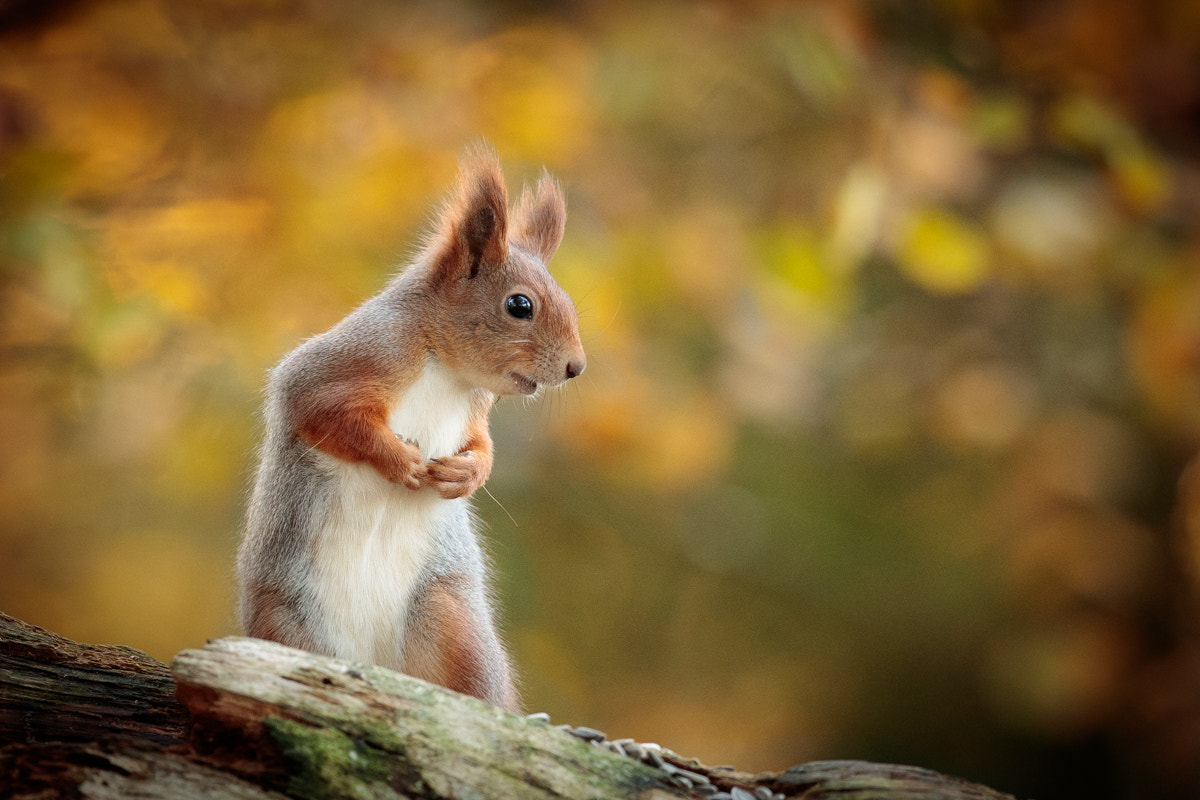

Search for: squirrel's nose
xmin=565 ymin=358 xmax=585 ymax=380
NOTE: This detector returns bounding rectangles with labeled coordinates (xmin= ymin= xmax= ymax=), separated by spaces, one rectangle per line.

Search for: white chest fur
xmin=309 ymin=357 xmax=478 ymax=668
xmin=387 ymin=357 xmax=477 ymax=460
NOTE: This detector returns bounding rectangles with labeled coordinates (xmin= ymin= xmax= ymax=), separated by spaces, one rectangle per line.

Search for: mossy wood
xmin=0 ymin=612 xmax=1018 ymax=799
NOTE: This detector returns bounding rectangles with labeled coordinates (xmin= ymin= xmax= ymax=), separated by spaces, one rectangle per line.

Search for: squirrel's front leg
xmin=423 ymin=403 xmax=494 ymax=500
xmin=294 ymin=378 xmax=427 ymax=490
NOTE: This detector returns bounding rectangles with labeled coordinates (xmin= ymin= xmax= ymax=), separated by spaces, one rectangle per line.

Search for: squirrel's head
xmin=418 ymin=146 xmax=585 ymax=397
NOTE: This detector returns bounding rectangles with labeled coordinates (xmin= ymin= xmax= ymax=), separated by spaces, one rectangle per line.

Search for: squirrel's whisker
xmin=584 ymin=300 xmax=621 ymax=344
xmin=489 ymin=350 xmax=522 ymax=371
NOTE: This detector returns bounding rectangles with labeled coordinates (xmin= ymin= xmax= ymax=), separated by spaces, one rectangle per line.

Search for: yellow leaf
xmin=898 ymin=208 xmax=990 ymax=295
xmin=1110 ymin=147 xmax=1171 ymax=214
xmin=757 ymin=224 xmax=832 ymax=302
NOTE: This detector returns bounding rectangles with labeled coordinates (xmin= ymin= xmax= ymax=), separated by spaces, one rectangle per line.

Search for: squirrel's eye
xmin=505 ymin=294 xmax=533 ymax=320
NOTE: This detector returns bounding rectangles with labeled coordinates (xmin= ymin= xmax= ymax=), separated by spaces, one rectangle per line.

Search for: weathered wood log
xmin=0 ymin=740 xmax=288 ymax=799
xmin=773 ymin=761 xmax=1022 ymax=800
xmin=0 ymin=612 xmax=1021 ymax=799
xmin=174 ymin=636 xmax=678 ymax=800
xmin=0 ymin=612 xmax=187 ymax=746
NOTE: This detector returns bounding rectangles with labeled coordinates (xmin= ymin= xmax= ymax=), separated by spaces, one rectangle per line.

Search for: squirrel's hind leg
xmin=241 ymin=581 xmax=320 ymax=653
xmin=402 ymin=573 xmax=519 ymax=712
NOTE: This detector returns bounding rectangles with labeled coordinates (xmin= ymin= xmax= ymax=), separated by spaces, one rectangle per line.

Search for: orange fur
xmin=511 ymin=170 xmax=566 ymax=263
xmin=406 ymin=575 xmax=518 ymax=712
xmin=428 ymin=146 xmax=510 ymax=286
xmin=295 ymin=378 xmax=427 ymax=490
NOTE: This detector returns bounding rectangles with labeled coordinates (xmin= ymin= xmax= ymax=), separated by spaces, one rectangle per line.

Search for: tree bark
xmin=0 ymin=612 xmax=187 ymax=746
xmin=0 ymin=612 xmax=1020 ymax=799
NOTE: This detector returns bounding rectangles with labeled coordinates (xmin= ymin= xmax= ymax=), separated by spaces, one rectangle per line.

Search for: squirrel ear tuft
xmin=430 ymin=144 xmax=509 ymax=282
xmin=511 ymin=170 xmax=566 ymax=264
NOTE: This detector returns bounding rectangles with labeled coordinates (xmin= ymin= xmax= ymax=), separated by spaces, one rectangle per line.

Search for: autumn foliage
xmin=1 ymin=2 xmax=1199 ymax=799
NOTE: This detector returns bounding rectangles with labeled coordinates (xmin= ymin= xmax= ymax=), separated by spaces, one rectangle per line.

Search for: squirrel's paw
xmin=384 ymin=437 xmax=427 ymax=491
xmin=423 ymin=452 xmax=485 ymax=500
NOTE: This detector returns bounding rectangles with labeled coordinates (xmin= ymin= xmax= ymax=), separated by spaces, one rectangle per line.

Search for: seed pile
xmin=526 ymin=712 xmax=787 ymax=800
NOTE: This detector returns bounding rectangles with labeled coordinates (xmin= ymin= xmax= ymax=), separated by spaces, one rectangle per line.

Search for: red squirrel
xmin=236 ymin=147 xmax=585 ymax=711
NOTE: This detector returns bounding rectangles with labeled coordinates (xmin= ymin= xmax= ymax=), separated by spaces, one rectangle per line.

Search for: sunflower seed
xmin=674 ymin=768 xmax=710 ymax=786
xmin=525 ymin=712 xmax=551 ymax=723
xmin=571 ymin=726 xmax=607 ymax=742
xmin=731 ymin=788 xmax=757 ymax=800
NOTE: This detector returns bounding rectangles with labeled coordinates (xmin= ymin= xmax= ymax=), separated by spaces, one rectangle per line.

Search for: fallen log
xmin=0 ymin=613 xmax=187 ymax=746
xmin=0 ymin=612 xmax=1019 ymax=799
xmin=0 ymin=740 xmax=288 ymax=800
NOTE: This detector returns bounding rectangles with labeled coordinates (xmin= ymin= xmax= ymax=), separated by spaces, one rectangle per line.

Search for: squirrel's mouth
xmin=510 ymin=373 xmax=538 ymax=395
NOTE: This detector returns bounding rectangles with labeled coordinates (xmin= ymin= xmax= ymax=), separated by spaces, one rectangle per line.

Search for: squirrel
xmin=236 ymin=146 xmax=585 ymax=712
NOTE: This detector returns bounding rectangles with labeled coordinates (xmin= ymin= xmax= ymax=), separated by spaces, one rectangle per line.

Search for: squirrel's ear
xmin=430 ymin=147 xmax=509 ymax=282
xmin=511 ymin=170 xmax=566 ymax=264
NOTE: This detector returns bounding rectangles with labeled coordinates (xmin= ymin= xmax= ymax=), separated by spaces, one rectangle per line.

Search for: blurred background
xmin=1 ymin=1 xmax=1199 ymax=797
